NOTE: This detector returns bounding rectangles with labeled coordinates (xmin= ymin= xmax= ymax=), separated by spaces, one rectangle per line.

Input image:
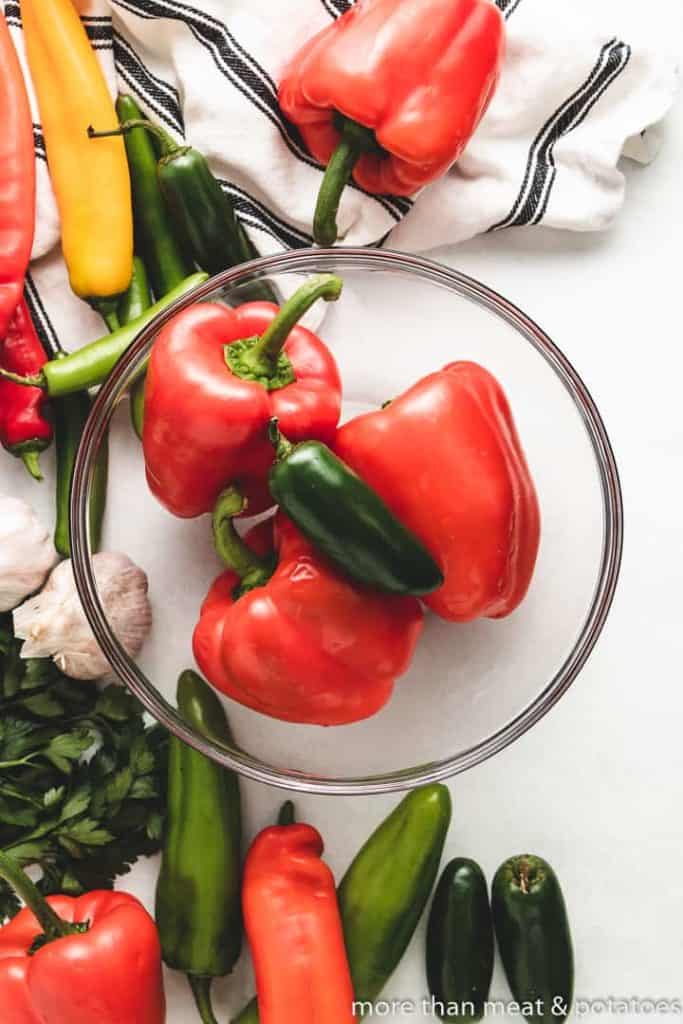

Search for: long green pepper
xmin=90 ymin=118 xmax=279 ymax=304
xmin=232 ymin=784 xmax=452 ymax=1024
xmin=156 ymin=670 xmax=242 ymax=1024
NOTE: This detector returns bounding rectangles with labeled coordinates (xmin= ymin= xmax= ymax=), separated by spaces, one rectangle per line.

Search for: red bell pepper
xmin=193 ymin=492 xmax=423 ymax=725
xmin=335 ymin=362 xmax=540 ymax=622
xmin=243 ymin=822 xmax=355 ymax=1024
xmin=143 ymin=275 xmax=342 ymax=518
xmin=279 ymin=0 xmax=505 ymax=245
xmin=0 ymin=298 xmax=53 ymax=480
xmin=0 ymin=851 xmax=166 ymax=1024
xmin=0 ymin=12 xmax=36 ymax=338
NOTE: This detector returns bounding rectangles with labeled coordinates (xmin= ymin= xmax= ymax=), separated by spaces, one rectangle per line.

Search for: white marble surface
xmin=2 ymin=8 xmax=682 ymax=1021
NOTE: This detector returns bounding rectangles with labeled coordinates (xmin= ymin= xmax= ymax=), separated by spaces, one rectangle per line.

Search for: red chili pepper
xmin=243 ymin=822 xmax=356 ymax=1024
xmin=0 ymin=298 xmax=53 ymax=479
xmin=335 ymin=362 xmax=540 ymax=622
xmin=0 ymin=11 xmax=36 ymax=337
xmin=143 ymin=275 xmax=342 ymax=518
xmin=193 ymin=497 xmax=423 ymax=725
xmin=279 ymin=0 xmax=505 ymax=245
xmin=0 ymin=852 xmax=166 ymax=1024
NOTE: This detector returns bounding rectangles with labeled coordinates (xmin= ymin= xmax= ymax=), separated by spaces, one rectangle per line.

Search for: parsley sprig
xmin=0 ymin=616 xmax=167 ymax=921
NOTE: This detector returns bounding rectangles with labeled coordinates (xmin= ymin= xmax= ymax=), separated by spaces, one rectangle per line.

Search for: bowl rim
xmin=71 ymin=246 xmax=624 ymax=795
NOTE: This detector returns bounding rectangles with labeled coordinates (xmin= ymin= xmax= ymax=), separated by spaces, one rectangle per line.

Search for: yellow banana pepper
xmin=21 ymin=0 xmax=133 ymax=301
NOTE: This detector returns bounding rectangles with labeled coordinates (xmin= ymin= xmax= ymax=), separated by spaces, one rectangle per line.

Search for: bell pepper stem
xmin=225 ymin=274 xmax=342 ymax=387
xmin=188 ymin=976 xmax=220 ymax=1024
xmin=212 ymin=487 xmax=273 ymax=595
xmin=314 ymin=117 xmax=378 ymax=247
xmin=21 ymin=449 xmax=43 ymax=481
xmin=278 ymin=800 xmax=295 ymax=826
xmin=0 ymin=851 xmax=78 ymax=942
xmin=88 ymin=119 xmax=181 ymax=159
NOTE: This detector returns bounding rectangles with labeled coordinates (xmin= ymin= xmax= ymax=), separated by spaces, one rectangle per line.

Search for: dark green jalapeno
xmin=268 ymin=422 xmax=444 ymax=596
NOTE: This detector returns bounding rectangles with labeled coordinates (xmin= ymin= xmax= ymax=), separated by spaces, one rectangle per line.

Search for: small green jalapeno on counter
xmin=492 ymin=855 xmax=574 ymax=1024
xmin=426 ymin=858 xmax=494 ymax=1021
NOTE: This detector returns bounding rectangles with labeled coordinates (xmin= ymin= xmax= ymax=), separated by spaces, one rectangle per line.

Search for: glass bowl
xmin=70 ymin=248 xmax=623 ymax=795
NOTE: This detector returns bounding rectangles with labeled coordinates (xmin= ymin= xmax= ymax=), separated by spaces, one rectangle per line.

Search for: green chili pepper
xmin=267 ymin=422 xmax=444 ymax=596
xmin=156 ymin=670 xmax=242 ymax=1024
xmin=491 ymin=855 xmax=574 ymax=1024
xmin=53 ymin=388 xmax=108 ymax=557
xmin=89 ymin=119 xmax=279 ymax=304
xmin=426 ymin=859 xmax=494 ymax=1022
xmin=117 ymin=257 xmax=154 ymax=439
xmin=116 ymin=98 xmax=191 ymax=440
xmin=232 ymin=784 xmax=451 ymax=1024
xmin=118 ymin=255 xmax=153 ymax=325
xmin=116 ymin=97 xmax=192 ymax=298
xmin=0 ymin=274 xmax=207 ymax=397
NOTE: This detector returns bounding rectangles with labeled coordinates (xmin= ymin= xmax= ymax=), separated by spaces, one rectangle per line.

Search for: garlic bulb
xmin=13 ymin=552 xmax=152 ymax=680
xmin=0 ymin=496 xmax=58 ymax=612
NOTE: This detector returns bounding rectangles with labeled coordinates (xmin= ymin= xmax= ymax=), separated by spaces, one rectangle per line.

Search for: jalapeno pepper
xmin=268 ymin=421 xmax=443 ymax=596
xmin=156 ymin=670 xmax=242 ymax=1024
xmin=90 ymin=118 xmax=278 ymax=304
xmin=426 ymin=859 xmax=494 ymax=1021
xmin=232 ymin=784 xmax=452 ymax=1024
xmin=492 ymin=855 xmax=574 ymax=1024
xmin=0 ymin=273 xmax=207 ymax=397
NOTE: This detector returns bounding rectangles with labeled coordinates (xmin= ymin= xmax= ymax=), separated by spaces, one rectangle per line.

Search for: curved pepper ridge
xmin=193 ymin=514 xmax=424 ymax=725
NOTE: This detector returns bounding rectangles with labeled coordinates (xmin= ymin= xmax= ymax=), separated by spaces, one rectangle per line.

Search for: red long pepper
xmin=0 ymin=11 xmax=36 ymax=337
xmin=0 ymin=298 xmax=53 ymax=479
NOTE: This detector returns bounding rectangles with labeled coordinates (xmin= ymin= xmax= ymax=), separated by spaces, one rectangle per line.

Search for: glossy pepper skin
xmin=0 ymin=852 xmax=165 ymax=1024
xmin=243 ymin=822 xmax=355 ymax=1024
xmin=156 ymin=670 xmax=242 ymax=1024
xmin=0 ymin=299 xmax=52 ymax=480
xmin=232 ymin=784 xmax=451 ymax=1024
xmin=144 ymin=276 xmax=342 ymax=518
xmin=0 ymin=11 xmax=35 ymax=338
xmin=279 ymin=0 xmax=505 ymax=245
xmin=22 ymin=0 xmax=133 ymax=301
xmin=335 ymin=362 xmax=540 ymax=622
xmin=193 ymin=510 xmax=423 ymax=725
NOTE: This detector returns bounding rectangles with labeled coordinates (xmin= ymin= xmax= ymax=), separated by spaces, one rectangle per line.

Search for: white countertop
xmin=2 ymin=11 xmax=682 ymax=1019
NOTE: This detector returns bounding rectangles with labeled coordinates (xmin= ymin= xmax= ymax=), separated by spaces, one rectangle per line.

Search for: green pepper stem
xmin=246 ymin=272 xmax=342 ymax=368
xmin=188 ymin=976 xmax=220 ymax=1024
xmin=92 ymin=297 xmax=122 ymax=333
xmin=277 ymin=801 xmax=295 ymax=826
xmin=21 ymin=449 xmax=43 ymax=481
xmin=0 ymin=851 xmax=75 ymax=941
xmin=268 ymin=418 xmax=294 ymax=463
xmin=313 ymin=117 xmax=378 ymax=247
xmin=87 ymin=119 xmax=181 ymax=159
xmin=212 ymin=487 xmax=273 ymax=594
xmin=0 ymin=367 xmax=45 ymax=389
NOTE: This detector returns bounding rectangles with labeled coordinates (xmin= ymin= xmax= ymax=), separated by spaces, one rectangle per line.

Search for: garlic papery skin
xmin=0 ymin=496 xmax=59 ymax=612
xmin=13 ymin=552 xmax=152 ymax=680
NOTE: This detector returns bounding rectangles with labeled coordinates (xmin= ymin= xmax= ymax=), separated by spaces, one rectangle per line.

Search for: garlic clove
xmin=0 ymin=495 xmax=58 ymax=612
xmin=13 ymin=551 xmax=152 ymax=681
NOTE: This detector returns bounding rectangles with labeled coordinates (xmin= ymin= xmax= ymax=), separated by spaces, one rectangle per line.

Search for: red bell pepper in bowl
xmin=279 ymin=0 xmax=505 ymax=245
xmin=193 ymin=492 xmax=423 ymax=725
xmin=143 ymin=275 xmax=343 ymax=518
xmin=335 ymin=361 xmax=541 ymax=622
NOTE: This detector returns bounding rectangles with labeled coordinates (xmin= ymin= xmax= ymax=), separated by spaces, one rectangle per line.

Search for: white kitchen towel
xmin=2 ymin=0 xmax=680 ymax=352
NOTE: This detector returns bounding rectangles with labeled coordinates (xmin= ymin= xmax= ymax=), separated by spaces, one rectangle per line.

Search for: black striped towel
xmin=4 ymin=0 xmax=679 ymax=352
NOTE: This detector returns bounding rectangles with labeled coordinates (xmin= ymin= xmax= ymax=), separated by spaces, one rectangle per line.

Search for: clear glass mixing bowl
xmin=70 ymin=248 xmax=623 ymax=794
